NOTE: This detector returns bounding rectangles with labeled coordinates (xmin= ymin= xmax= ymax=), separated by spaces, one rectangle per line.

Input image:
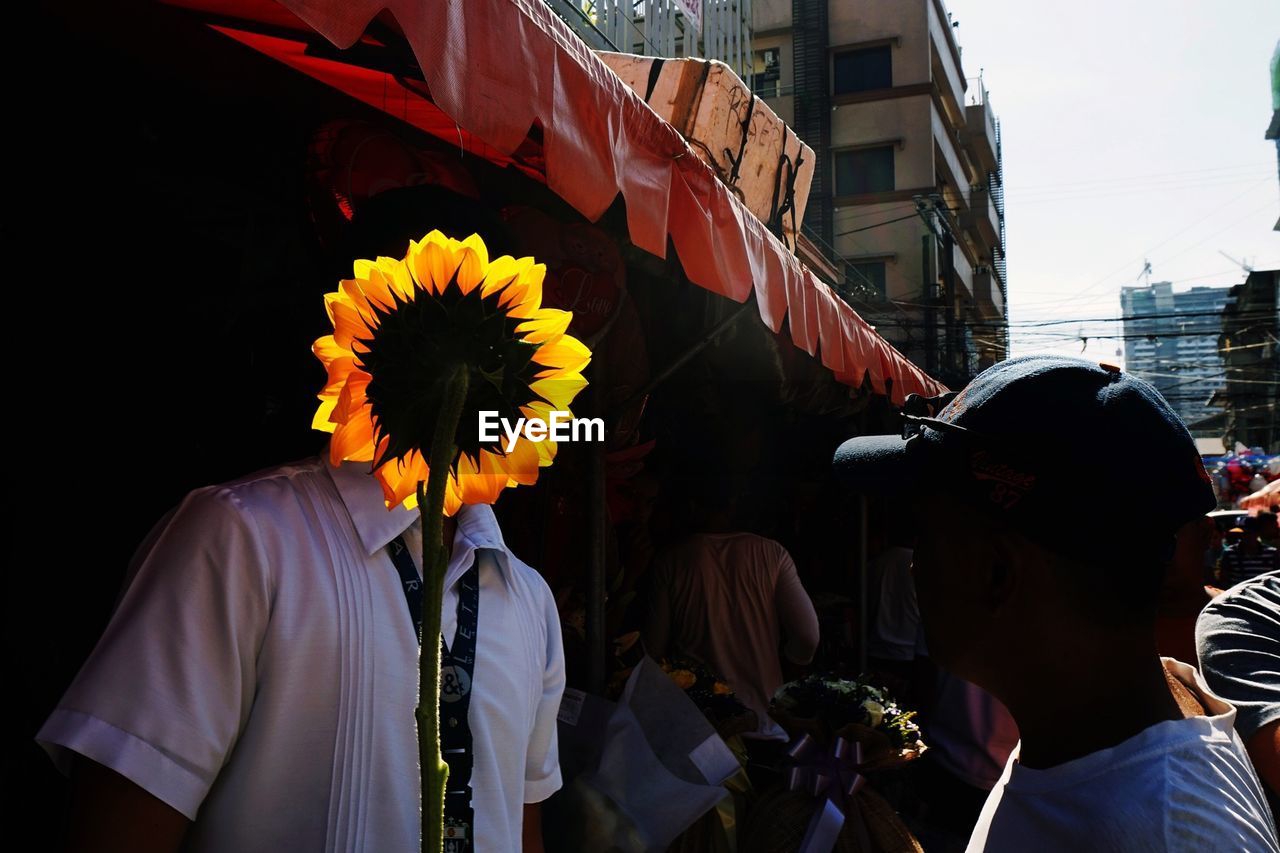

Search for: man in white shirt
xmin=38 ymin=186 xmax=567 ymax=853
xmin=835 ymin=356 xmax=1278 ymax=852
xmin=39 ymin=454 xmax=565 ymax=853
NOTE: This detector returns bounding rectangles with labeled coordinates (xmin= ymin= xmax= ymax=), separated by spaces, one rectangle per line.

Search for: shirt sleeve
xmin=36 ymin=486 xmax=272 ymax=820
xmin=524 ymin=579 xmax=567 ymax=803
xmin=1195 ymin=572 xmax=1280 ymax=740
xmin=774 ymin=545 xmax=819 ymax=665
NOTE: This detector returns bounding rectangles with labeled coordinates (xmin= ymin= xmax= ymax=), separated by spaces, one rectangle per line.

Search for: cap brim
xmin=832 ymin=433 xmax=929 ymax=494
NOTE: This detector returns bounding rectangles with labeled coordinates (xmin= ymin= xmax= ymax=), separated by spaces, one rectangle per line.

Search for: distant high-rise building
xmin=1120 ymin=282 xmax=1232 ymax=431
xmin=546 ymin=1 xmax=754 ymax=80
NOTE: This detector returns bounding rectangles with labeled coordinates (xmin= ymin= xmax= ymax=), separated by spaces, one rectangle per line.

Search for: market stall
xmin=19 ymin=2 xmax=944 ymax=849
xmin=163 ymin=0 xmax=945 ymax=405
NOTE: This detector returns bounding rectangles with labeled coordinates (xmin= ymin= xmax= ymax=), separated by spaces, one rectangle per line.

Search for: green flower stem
xmin=417 ymin=363 xmax=470 ymax=853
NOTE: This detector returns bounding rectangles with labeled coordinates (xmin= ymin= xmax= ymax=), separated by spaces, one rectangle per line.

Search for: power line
xmin=1005 ymin=173 xmax=1273 ymax=204
xmin=829 ymin=174 xmax=1268 ymax=226
xmin=1145 ymin=201 xmax=1279 ymax=269
xmin=1009 ymin=309 xmax=1274 ymax=328
xmin=1129 ymin=369 xmax=1280 ymax=386
xmin=834 ymin=212 xmax=921 ymax=237
xmin=1005 ymin=177 xmax=1273 ymax=309
xmin=1003 ymin=162 xmax=1275 ymax=192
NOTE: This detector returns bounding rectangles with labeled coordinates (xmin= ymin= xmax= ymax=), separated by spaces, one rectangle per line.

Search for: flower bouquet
xmin=740 ymin=675 xmax=926 ymax=853
xmin=769 ymin=675 xmax=926 ymax=772
xmin=659 ymin=657 xmax=758 ymax=741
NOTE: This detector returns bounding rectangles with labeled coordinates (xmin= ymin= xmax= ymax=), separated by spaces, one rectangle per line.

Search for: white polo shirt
xmin=966 ymin=659 xmax=1278 ymax=852
xmin=38 ymin=455 xmax=565 ymax=852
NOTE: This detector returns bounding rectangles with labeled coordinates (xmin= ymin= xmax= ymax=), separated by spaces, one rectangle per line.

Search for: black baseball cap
xmin=833 ymin=355 xmax=1216 ymax=565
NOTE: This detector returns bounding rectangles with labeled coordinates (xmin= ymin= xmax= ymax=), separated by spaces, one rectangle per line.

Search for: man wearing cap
xmin=834 ymin=355 xmax=1278 ymax=852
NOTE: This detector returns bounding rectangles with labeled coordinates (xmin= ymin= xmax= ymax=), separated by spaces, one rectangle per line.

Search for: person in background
xmin=1197 ymin=570 xmax=1280 ymax=818
xmin=834 ymin=356 xmax=1278 ymax=852
xmin=868 ymin=545 xmax=1018 ymax=853
xmin=1257 ymin=511 xmax=1279 ymax=550
xmin=643 ymin=475 xmax=819 ymax=742
xmin=1218 ymin=520 xmax=1280 ymax=589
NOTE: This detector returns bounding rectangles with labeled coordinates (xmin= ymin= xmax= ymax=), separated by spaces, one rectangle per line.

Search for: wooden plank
xmin=597 ymin=51 xmax=815 ymax=252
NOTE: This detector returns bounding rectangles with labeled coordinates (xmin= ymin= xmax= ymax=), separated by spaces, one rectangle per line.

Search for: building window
xmin=833 ymin=45 xmax=892 ymax=95
xmin=834 ymin=146 xmax=895 ymax=195
xmin=845 ymin=261 xmax=887 ymax=298
xmin=752 ymin=48 xmax=781 ymax=98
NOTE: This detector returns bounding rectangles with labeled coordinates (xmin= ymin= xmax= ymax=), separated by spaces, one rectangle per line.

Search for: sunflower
xmin=312 ymin=230 xmax=591 ymax=853
xmin=311 ymin=230 xmax=590 ymax=513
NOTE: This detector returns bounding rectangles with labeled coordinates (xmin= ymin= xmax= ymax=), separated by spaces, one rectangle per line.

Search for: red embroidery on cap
xmin=970 ymin=450 xmax=1037 ymax=510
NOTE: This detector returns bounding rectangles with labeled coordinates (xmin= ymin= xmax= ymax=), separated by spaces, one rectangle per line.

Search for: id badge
xmin=444 ymin=818 xmax=471 ymax=852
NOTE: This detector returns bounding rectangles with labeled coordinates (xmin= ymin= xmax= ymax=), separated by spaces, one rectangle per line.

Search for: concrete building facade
xmin=1215 ymin=270 xmax=1279 ymax=452
xmin=753 ymin=0 xmax=1008 ymax=383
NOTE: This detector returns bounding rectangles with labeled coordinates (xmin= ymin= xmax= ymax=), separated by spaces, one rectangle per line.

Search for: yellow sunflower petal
xmin=456 ymin=234 xmax=490 ymax=295
xmin=454 ymin=452 xmax=506 ymax=506
xmin=532 ymin=335 xmax=592 ymax=374
xmin=351 ymin=265 xmax=397 ymax=312
xmin=313 ymin=334 xmax=351 ymax=366
xmin=340 ymin=278 xmax=380 ymax=323
xmin=476 ymin=449 xmax=513 ymax=501
xmin=518 ymin=401 xmax=560 ymax=465
xmin=321 ymin=356 xmax=360 ymax=397
xmin=496 ymin=278 xmax=529 ymax=311
xmin=334 ymin=370 xmax=372 ymax=425
xmin=312 ymin=397 xmax=338 ymax=433
xmin=481 ymin=256 xmax=534 ymax=299
xmin=409 ymin=231 xmax=459 ymax=296
xmin=443 ymin=476 xmax=463 ymax=517
xmin=327 ymin=292 xmax=375 ymax=351
xmin=512 ymin=263 xmax=547 ymax=309
xmin=331 ymin=405 xmax=377 ymax=463
xmin=367 ymin=256 xmax=415 ymax=302
xmin=496 ymin=441 xmax=540 ymax=486
xmin=376 ymin=451 xmax=428 ymax=511
xmin=515 ymin=309 xmax=572 ymax=344
xmin=531 ymin=373 xmax=588 ymax=411
xmin=496 ymin=262 xmax=546 ymax=318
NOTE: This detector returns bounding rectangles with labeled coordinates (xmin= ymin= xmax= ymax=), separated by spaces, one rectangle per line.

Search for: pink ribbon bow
xmin=783 ymin=734 xmax=871 ymax=853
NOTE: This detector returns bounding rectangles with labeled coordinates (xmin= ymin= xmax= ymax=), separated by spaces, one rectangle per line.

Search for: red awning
xmin=170 ymin=0 xmax=946 ymax=403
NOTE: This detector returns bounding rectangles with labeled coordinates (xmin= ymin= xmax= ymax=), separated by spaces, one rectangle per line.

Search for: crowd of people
xmin=30 ymin=196 xmax=1279 ymax=852
xmin=1216 ymin=512 xmax=1280 ymax=588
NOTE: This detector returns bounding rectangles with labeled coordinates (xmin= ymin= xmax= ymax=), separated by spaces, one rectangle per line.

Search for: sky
xmin=945 ymin=0 xmax=1280 ymax=362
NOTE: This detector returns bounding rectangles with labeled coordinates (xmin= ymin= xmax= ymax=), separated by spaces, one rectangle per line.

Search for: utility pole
xmin=921 ymin=232 xmax=938 ymax=375
xmin=914 ymin=194 xmax=961 ymax=382
xmin=941 ymin=225 xmax=958 ymax=378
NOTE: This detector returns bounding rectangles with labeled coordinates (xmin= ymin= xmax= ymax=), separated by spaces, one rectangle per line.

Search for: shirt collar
xmin=326 ymin=455 xmax=418 ymax=556
xmin=325 ymin=453 xmax=510 ymax=575
xmin=445 ymin=502 xmax=510 ymax=592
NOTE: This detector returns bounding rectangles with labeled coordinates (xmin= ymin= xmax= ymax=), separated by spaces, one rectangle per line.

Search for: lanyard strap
xmin=388 ymin=535 xmax=479 ymax=851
